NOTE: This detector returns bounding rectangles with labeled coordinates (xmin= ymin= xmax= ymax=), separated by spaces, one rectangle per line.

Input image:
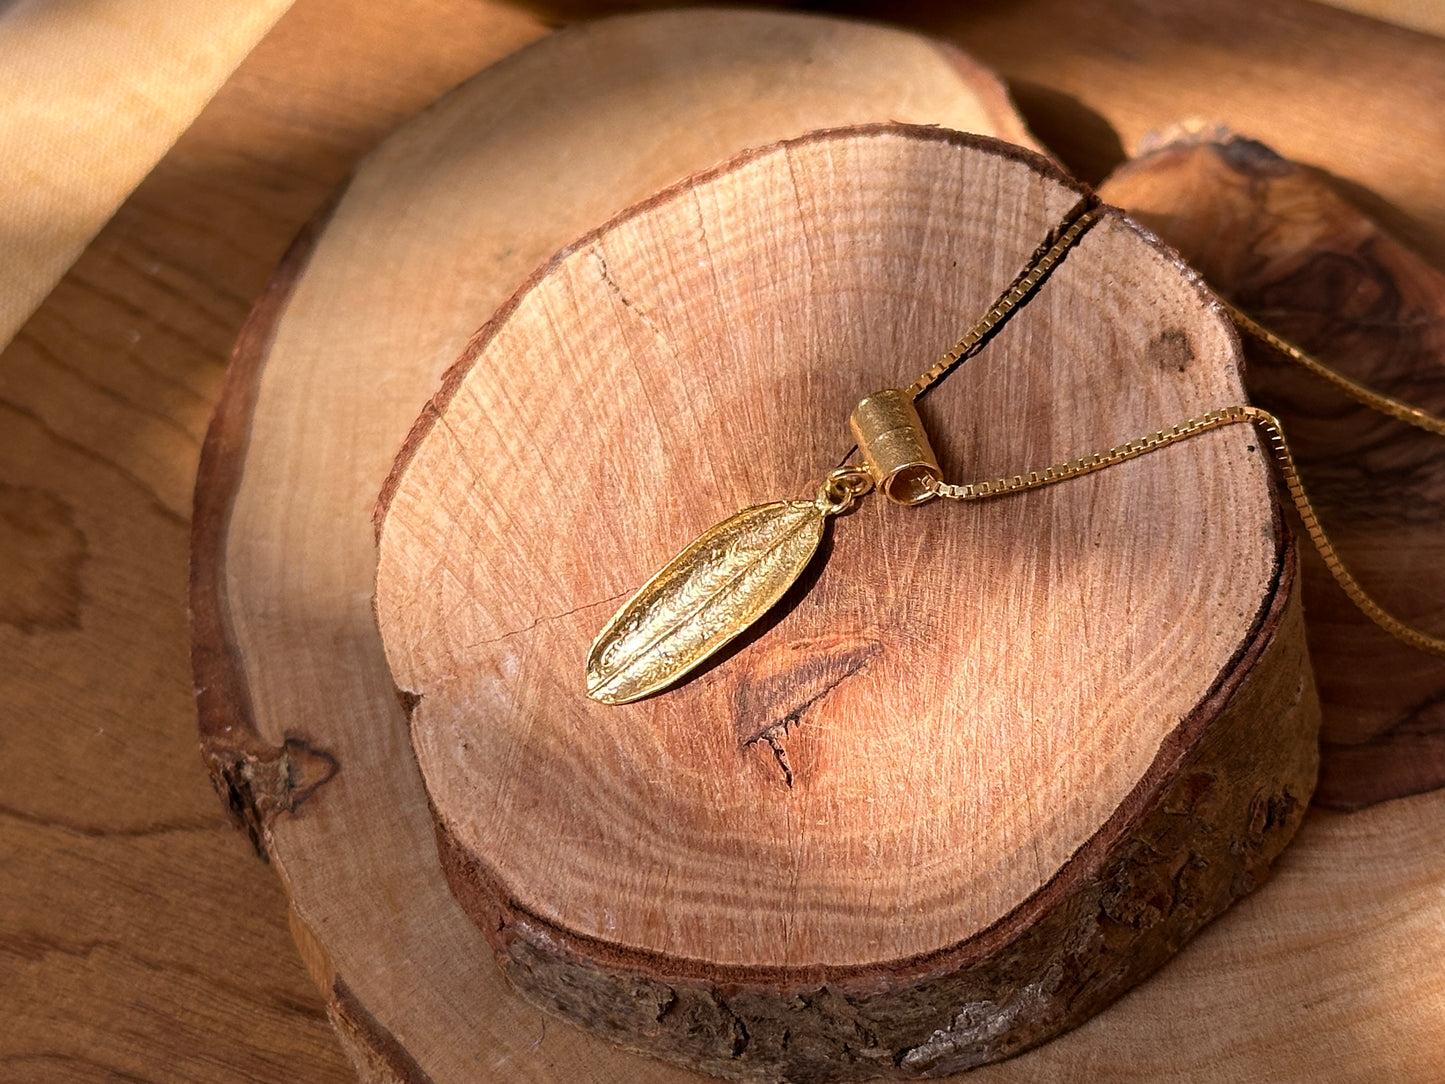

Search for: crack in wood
xmin=462 ymin=590 xmax=628 ymax=650
xmin=734 ymin=636 xmax=881 ymax=787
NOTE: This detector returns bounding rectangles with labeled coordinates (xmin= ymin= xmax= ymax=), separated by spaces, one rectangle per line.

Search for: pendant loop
xmin=814 ymin=466 xmax=873 ymax=515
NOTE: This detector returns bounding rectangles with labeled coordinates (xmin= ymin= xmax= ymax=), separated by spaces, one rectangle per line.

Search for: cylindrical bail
xmin=848 ymin=389 xmax=941 ymax=505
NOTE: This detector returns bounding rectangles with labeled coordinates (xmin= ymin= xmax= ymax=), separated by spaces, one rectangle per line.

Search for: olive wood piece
xmin=1100 ymin=129 xmax=1445 ymax=810
xmin=372 ymin=125 xmax=1318 ymax=1081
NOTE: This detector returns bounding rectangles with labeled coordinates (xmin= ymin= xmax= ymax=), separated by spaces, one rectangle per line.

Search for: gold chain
xmin=905 ymin=200 xmax=1102 ymax=400
xmin=1223 ymin=299 xmax=1445 ymax=436
xmin=867 ymin=197 xmax=1445 ymax=657
xmin=920 ymin=379 xmax=1445 ymax=659
xmin=883 ymin=203 xmax=1445 ymax=658
xmin=924 ymin=406 xmax=1256 ymax=500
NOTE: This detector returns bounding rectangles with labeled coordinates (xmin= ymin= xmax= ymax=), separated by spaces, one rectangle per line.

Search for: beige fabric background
xmin=0 ymin=0 xmax=295 ymax=352
xmin=0 ymin=0 xmax=1438 ymax=356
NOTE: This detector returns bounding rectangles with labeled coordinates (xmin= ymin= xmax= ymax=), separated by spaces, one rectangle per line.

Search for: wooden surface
xmin=368 ymin=123 xmax=1315 ymax=1078
xmin=1314 ymin=0 xmax=1445 ymax=35
xmin=4 ymin=0 xmax=1444 ymax=1081
xmin=1 ymin=2 xmax=545 ymax=1081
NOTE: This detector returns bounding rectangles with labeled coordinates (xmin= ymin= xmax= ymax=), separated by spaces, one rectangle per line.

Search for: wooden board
xmin=910 ymin=4 xmax=1445 ymax=246
xmin=8 ymin=0 xmax=1445 ymax=1080
xmin=0 ymin=0 xmax=295 ymax=350
xmin=0 ymin=1 xmax=546 ymax=1081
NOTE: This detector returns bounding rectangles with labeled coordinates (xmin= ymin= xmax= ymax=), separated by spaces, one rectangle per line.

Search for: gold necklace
xmin=584 ymin=202 xmax=1445 ymax=705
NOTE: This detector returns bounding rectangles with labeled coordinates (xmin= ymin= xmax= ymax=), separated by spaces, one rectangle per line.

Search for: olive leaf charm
xmin=585 ymin=468 xmax=873 ymax=704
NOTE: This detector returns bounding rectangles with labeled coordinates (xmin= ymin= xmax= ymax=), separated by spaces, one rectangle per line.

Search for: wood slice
xmin=190 ymin=10 xmax=1041 ymax=1083
xmin=372 ymin=125 xmax=1317 ymax=1080
xmin=1099 ymin=128 xmax=1445 ymax=810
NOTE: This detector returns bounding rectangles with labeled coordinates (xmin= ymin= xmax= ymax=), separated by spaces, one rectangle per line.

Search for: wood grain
xmin=0 ymin=0 xmax=294 ymax=350
xmin=1314 ymin=0 xmax=1445 ymax=36
xmin=510 ymin=0 xmax=1445 ymax=246
xmin=1099 ymin=131 xmax=1445 ymax=810
xmin=883 ymin=0 xmax=1445 ymax=265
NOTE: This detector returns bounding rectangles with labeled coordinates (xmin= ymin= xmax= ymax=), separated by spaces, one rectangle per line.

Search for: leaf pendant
xmin=585 ymin=501 xmax=827 ymax=704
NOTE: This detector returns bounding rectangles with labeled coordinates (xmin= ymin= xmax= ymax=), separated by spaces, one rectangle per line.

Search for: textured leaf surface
xmin=586 ymin=500 xmax=826 ymax=704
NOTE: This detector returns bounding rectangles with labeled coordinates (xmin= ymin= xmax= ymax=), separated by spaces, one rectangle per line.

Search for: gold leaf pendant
xmin=586 ymin=470 xmax=872 ymax=704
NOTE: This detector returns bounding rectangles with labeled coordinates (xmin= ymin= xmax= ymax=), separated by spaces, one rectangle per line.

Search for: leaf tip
xmin=585 ymin=613 xmax=635 ymax=703
xmin=584 ymin=654 xmax=626 ymax=704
